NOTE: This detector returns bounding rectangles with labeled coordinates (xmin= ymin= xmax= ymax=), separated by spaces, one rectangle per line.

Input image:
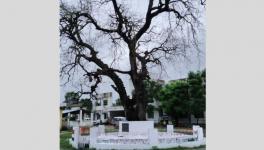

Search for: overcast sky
xmin=60 ymin=0 xmax=205 ymax=103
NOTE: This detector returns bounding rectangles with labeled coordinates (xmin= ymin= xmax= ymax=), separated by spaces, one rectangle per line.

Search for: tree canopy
xmin=188 ymin=69 xmax=205 ymax=118
xmin=158 ymin=80 xmax=190 ymax=120
xmin=79 ymin=98 xmax=93 ymax=113
xmin=144 ymin=79 xmax=163 ymax=103
xmin=157 ymin=69 xmax=205 ymax=123
xmin=64 ymin=91 xmax=80 ymax=105
xmin=60 ymin=0 xmax=205 ymax=120
xmin=64 ymin=91 xmax=93 ymax=113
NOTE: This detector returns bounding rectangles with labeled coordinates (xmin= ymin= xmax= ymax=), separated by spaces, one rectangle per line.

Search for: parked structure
xmin=61 ymin=92 xmax=125 ymax=127
xmin=61 ymin=103 xmax=92 ymax=128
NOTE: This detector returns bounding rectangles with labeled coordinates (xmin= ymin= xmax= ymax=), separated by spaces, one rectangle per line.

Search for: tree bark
xmin=175 ymin=117 xmax=179 ymax=127
xmin=124 ymin=107 xmax=137 ymax=121
xmin=135 ymin=82 xmax=147 ymax=120
xmin=189 ymin=114 xmax=192 ymax=127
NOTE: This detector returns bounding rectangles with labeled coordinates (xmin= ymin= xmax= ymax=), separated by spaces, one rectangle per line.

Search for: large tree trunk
xmin=114 ymin=78 xmax=147 ymax=121
xmin=134 ymin=78 xmax=147 ymax=120
xmin=118 ymin=96 xmax=138 ymax=121
xmin=125 ymin=107 xmax=138 ymax=121
xmin=188 ymin=114 xmax=192 ymax=127
xmin=136 ymin=101 xmax=146 ymax=120
xmin=107 ymin=71 xmax=140 ymax=121
xmin=121 ymin=77 xmax=148 ymax=121
xmin=123 ymin=42 xmax=148 ymax=121
xmin=121 ymin=85 xmax=147 ymax=121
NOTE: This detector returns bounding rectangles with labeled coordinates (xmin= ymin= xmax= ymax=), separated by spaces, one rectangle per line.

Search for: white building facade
xmin=91 ymin=92 xmax=125 ymax=124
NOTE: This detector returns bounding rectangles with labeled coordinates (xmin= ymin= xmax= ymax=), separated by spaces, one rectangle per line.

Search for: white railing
xmin=97 ymin=138 xmax=149 ymax=145
xmin=78 ymin=135 xmax=90 ymax=148
xmin=96 ymin=132 xmax=149 ymax=144
xmin=158 ymin=135 xmax=196 ymax=144
xmin=96 ymin=134 xmax=195 ymax=145
xmin=70 ymin=123 xmax=205 ymax=149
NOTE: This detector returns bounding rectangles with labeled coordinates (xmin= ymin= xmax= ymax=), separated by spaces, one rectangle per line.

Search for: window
xmin=103 ymin=100 xmax=108 ymax=106
xmin=104 ymin=93 xmax=107 ymax=97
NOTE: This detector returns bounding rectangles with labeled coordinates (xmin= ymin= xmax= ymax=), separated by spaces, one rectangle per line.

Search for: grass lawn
xmin=60 ymin=131 xmax=92 ymax=150
xmin=105 ymin=125 xmax=119 ymax=133
xmin=60 ymin=131 xmax=75 ymax=150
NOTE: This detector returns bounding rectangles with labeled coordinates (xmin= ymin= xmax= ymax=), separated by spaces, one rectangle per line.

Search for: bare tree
xmin=60 ymin=0 xmax=204 ymax=120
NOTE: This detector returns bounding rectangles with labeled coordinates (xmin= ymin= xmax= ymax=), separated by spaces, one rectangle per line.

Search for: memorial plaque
xmin=122 ymin=123 xmax=129 ymax=132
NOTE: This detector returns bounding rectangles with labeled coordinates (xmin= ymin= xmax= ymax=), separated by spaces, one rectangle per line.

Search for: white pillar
xmin=107 ymin=112 xmax=110 ymax=119
xmin=193 ymin=125 xmax=199 ymax=135
xmin=100 ymin=111 xmax=104 ymax=123
xmin=118 ymin=121 xmax=122 ymax=133
xmin=80 ymin=109 xmax=83 ymax=125
xmin=90 ymin=127 xmax=99 ymax=148
xmin=197 ymin=127 xmax=204 ymax=141
xmin=98 ymin=125 xmax=105 ymax=135
xmin=118 ymin=121 xmax=123 ymax=136
xmin=67 ymin=113 xmax=70 ymax=127
xmin=90 ymin=112 xmax=94 ymax=125
xmin=167 ymin=125 xmax=174 ymax=133
xmin=149 ymin=128 xmax=158 ymax=147
xmin=72 ymin=126 xmax=79 ymax=149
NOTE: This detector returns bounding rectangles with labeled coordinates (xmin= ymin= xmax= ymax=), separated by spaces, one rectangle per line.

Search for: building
xmin=61 ymin=103 xmax=92 ymax=128
xmin=61 ymin=92 xmax=125 ymax=127
xmin=61 ymin=77 xmax=205 ymax=127
xmin=91 ymin=92 xmax=125 ymax=124
xmin=60 ymin=105 xmax=65 ymax=130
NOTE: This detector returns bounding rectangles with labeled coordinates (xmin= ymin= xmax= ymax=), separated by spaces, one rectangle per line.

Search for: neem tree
xmin=158 ymin=70 xmax=205 ymax=125
xmin=60 ymin=0 xmax=204 ymax=120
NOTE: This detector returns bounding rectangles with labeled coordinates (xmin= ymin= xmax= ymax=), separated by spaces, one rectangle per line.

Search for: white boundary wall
xmin=92 ymin=121 xmax=205 ymax=149
xmin=71 ymin=121 xmax=205 ymax=149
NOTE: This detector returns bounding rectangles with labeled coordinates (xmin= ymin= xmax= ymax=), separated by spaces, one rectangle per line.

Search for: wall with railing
xmin=70 ymin=121 xmax=205 ymax=149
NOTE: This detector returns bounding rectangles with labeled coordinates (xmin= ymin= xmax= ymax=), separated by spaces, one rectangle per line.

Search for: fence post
xmin=72 ymin=126 xmax=79 ymax=149
xmin=167 ymin=125 xmax=174 ymax=133
xmin=98 ymin=125 xmax=105 ymax=135
xmin=193 ymin=125 xmax=204 ymax=141
xmin=90 ymin=127 xmax=99 ymax=148
xmin=197 ymin=127 xmax=204 ymax=141
xmin=149 ymin=128 xmax=158 ymax=147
